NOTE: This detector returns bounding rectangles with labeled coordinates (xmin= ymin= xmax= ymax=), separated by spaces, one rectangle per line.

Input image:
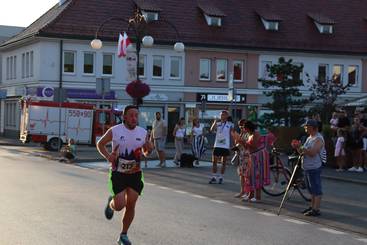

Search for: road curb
xmin=321 ymin=174 xmax=367 ymax=185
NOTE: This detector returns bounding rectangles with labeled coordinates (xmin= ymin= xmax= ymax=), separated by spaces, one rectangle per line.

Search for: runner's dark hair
xmin=124 ymin=105 xmax=138 ymax=115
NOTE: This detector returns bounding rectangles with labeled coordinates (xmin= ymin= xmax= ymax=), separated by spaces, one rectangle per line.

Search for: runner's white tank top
xmin=111 ymin=124 xmax=147 ymax=173
xmin=214 ymin=121 xmax=232 ymax=149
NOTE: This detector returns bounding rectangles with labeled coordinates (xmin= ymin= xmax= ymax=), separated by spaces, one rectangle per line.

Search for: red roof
xmin=2 ymin=0 xmax=367 ymax=55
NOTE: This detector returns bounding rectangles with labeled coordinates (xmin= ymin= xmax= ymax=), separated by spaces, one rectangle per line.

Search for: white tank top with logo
xmin=111 ymin=124 xmax=147 ymax=174
xmin=214 ymin=121 xmax=232 ymax=149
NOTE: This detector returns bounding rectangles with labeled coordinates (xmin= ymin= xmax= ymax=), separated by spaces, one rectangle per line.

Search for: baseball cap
xmin=303 ymin=119 xmax=318 ymax=127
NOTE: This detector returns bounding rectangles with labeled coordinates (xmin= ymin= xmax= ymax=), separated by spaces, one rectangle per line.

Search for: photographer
xmin=295 ymin=119 xmax=325 ymax=217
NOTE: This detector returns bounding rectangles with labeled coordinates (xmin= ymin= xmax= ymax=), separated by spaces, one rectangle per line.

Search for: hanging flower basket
xmin=125 ymin=80 xmax=150 ymax=99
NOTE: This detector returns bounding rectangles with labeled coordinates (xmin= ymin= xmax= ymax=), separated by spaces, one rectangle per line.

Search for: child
xmin=334 ymin=129 xmax=346 ymax=171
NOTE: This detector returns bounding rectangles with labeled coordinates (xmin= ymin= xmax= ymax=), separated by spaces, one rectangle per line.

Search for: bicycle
xmin=262 ymin=147 xmax=311 ymax=202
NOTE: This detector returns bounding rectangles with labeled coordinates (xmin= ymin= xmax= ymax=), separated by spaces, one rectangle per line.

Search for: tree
xmin=306 ymin=76 xmax=351 ymax=122
xmin=258 ymin=57 xmax=308 ymax=127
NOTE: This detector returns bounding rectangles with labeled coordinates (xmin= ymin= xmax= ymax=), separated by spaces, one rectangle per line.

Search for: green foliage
xmin=258 ymin=57 xmax=308 ymax=126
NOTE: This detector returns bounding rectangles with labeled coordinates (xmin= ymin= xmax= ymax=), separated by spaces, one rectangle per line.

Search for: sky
xmin=0 ymin=0 xmax=59 ymax=27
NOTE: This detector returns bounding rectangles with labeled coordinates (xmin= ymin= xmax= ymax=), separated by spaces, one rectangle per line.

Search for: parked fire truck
xmin=20 ymin=100 xmax=121 ymax=151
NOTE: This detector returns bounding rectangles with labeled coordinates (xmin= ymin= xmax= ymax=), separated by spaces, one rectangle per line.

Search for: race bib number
xmin=216 ymin=133 xmax=226 ymax=145
xmin=117 ymin=158 xmax=140 ymax=173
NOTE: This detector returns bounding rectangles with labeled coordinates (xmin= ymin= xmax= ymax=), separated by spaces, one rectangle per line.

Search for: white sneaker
xmin=250 ymin=197 xmax=257 ymax=202
xmin=241 ymin=195 xmax=249 ymax=201
xmin=355 ymin=167 xmax=364 ymax=172
xmin=348 ymin=167 xmax=357 ymax=172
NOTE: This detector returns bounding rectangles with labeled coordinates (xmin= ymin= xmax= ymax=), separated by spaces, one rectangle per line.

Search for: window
xmin=141 ymin=10 xmax=159 ymax=22
xmin=83 ymin=52 xmax=94 ymax=74
xmin=6 ymin=57 xmax=10 ymax=80
xmin=332 ymin=65 xmax=343 ymax=84
xmin=138 ymin=55 xmax=146 ymax=78
xmin=204 ymin=14 xmax=222 ymax=26
xmin=261 ymin=18 xmax=279 ymax=31
xmin=216 ymin=59 xmax=227 ymax=81
xmin=261 ymin=61 xmax=272 ymax=80
xmin=63 ymin=51 xmax=75 ymax=73
xmin=152 ymin=56 xmax=164 ymax=78
xmin=30 ymin=51 xmax=33 ymax=77
xmin=13 ymin=56 xmax=16 ymax=79
xmin=318 ymin=64 xmax=329 ymax=83
xmin=315 ymin=22 xmax=333 ymax=34
xmin=5 ymin=101 xmax=17 ymax=127
xmin=10 ymin=56 xmax=13 ymax=79
xmin=22 ymin=53 xmax=25 ymax=78
xmin=348 ymin=65 xmax=358 ymax=85
xmin=170 ymin=56 xmax=182 ymax=79
xmin=26 ymin=53 xmax=30 ymax=77
xmin=102 ymin=54 xmax=113 ymax=75
xmin=199 ymin=59 xmax=211 ymax=80
xmin=293 ymin=62 xmax=303 ymax=81
xmin=233 ymin=60 xmax=243 ymax=81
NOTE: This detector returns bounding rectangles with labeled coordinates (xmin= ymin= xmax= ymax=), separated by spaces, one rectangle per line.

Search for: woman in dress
xmin=233 ymin=121 xmax=270 ymax=202
xmin=173 ymin=118 xmax=186 ymax=165
xmin=190 ymin=118 xmax=206 ymax=165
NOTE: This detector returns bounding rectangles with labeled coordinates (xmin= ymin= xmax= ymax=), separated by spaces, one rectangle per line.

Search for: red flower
xmin=126 ymin=80 xmax=150 ymax=99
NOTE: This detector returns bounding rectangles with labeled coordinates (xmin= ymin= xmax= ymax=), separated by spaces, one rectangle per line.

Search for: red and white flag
xmin=117 ymin=32 xmax=132 ymax=58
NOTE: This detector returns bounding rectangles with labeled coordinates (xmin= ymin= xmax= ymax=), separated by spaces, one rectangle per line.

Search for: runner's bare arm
xmin=142 ymin=134 xmax=154 ymax=157
xmin=210 ymin=119 xmax=217 ymax=132
xmin=96 ymin=128 xmax=118 ymax=164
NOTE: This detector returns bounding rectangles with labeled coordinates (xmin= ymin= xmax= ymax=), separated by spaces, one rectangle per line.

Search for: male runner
xmin=96 ymin=105 xmax=154 ymax=245
xmin=209 ymin=110 xmax=234 ymax=184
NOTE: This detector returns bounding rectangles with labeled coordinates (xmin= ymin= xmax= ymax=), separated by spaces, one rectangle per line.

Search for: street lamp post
xmin=91 ymin=11 xmax=184 ymax=106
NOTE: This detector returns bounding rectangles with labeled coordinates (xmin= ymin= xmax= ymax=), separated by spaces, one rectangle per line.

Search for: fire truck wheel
xmin=47 ymin=138 xmax=63 ymax=151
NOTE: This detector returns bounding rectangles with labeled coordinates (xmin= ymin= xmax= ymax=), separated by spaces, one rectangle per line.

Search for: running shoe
xmin=304 ymin=209 xmax=321 ymax=217
xmin=208 ymin=177 xmax=217 ymax=184
xmin=118 ymin=234 xmax=132 ymax=245
xmin=218 ymin=177 xmax=223 ymax=184
xmin=301 ymin=207 xmax=312 ymax=214
xmin=104 ymin=196 xmax=114 ymax=220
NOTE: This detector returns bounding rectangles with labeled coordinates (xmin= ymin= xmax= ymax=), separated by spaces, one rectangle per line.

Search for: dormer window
xmin=198 ymin=1 xmax=225 ymax=27
xmin=257 ymin=12 xmax=282 ymax=31
xmin=314 ymin=22 xmax=333 ymax=34
xmin=204 ymin=14 xmax=222 ymax=27
xmin=141 ymin=10 xmax=159 ymax=22
xmin=308 ymin=13 xmax=335 ymax=35
xmin=261 ymin=18 xmax=279 ymax=31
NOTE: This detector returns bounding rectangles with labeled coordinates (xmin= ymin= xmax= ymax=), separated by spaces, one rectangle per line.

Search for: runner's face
xmin=124 ymin=109 xmax=139 ymax=129
xmin=220 ymin=112 xmax=228 ymax=121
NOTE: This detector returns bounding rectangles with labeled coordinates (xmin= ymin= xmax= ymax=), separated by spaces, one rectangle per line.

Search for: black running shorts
xmin=213 ymin=147 xmax=230 ymax=157
xmin=108 ymin=171 xmax=144 ymax=196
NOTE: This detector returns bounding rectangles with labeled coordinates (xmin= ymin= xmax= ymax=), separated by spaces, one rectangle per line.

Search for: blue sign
xmin=0 ymin=90 xmax=7 ymax=99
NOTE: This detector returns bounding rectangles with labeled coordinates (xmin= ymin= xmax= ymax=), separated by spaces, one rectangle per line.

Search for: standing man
xmin=209 ymin=110 xmax=234 ymax=184
xmin=97 ymin=105 xmax=154 ymax=245
xmin=151 ymin=111 xmax=167 ymax=167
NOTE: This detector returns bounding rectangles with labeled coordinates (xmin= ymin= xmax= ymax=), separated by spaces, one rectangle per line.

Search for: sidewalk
xmin=1 ymin=136 xmax=367 ymax=185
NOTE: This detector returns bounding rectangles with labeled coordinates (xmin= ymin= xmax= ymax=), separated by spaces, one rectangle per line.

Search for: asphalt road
xmin=0 ymin=145 xmax=366 ymax=245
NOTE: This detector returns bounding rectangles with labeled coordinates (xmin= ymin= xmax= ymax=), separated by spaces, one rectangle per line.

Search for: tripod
xmin=277 ymin=153 xmax=304 ymax=215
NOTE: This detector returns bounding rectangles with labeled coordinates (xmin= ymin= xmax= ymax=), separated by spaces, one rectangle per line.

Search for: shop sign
xmin=196 ymin=93 xmax=246 ymax=103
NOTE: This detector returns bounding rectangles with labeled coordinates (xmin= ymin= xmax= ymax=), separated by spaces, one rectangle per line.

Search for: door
xmin=167 ymin=107 xmax=180 ymax=143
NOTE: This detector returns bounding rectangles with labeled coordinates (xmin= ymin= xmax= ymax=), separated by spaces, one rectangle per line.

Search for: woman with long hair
xmin=173 ymin=117 xmax=186 ymax=165
xmin=233 ymin=120 xmax=270 ymax=202
xmin=190 ymin=118 xmax=206 ymax=165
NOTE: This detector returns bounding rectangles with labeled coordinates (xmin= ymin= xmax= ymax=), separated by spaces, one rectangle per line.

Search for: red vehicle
xmin=20 ymin=100 xmax=121 ymax=150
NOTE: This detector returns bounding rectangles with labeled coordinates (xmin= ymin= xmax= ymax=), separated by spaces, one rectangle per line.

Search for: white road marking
xmin=158 ymin=186 xmax=171 ymax=190
xmin=174 ymin=190 xmax=188 ymax=194
xmin=257 ymin=211 xmax=276 ymax=217
xmin=355 ymin=238 xmax=367 ymax=243
xmin=145 ymin=183 xmax=156 ymax=186
xmin=210 ymin=199 xmax=227 ymax=204
xmin=319 ymin=228 xmax=346 ymax=235
xmin=232 ymin=205 xmax=251 ymax=210
xmin=190 ymin=194 xmax=207 ymax=199
xmin=284 ymin=218 xmax=308 ymax=225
